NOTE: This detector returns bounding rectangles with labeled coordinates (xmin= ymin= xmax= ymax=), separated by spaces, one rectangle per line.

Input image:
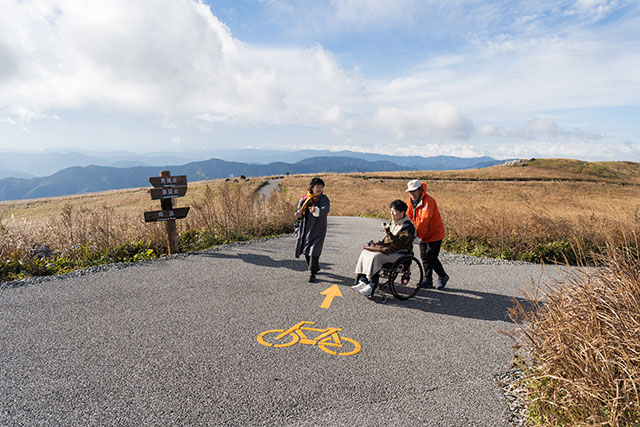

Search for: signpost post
xmin=144 ymin=171 xmax=189 ymax=255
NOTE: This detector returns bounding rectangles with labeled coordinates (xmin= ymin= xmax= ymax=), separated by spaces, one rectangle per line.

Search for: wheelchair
xmin=355 ymin=252 xmax=424 ymax=302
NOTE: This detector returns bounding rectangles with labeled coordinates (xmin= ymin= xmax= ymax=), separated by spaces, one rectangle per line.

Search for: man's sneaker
xmin=359 ymin=284 xmax=374 ymax=297
xmin=308 ymin=274 xmax=316 ymax=283
xmin=419 ymin=279 xmax=434 ymax=289
xmin=436 ymin=274 xmax=449 ymax=290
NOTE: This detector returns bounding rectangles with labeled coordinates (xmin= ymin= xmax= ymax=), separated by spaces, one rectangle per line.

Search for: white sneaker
xmin=359 ymin=284 xmax=374 ymax=297
xmin=351 ymin=279 xmax=368 ymax=292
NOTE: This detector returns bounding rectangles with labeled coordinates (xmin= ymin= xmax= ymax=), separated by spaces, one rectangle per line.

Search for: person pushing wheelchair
xmin=352 ymin=199 xmax=416 ymax=296
xmin=405 ymin=179 xmax=449 ymax=289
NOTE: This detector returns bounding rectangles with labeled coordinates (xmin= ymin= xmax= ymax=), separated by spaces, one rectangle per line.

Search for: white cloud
xmin=327 ymin=0 xmax=420 ymax=28
xmin=0 ymin=0 xmax=638 ymax=160
xmin=513 ymin=117 xmax=559 ymax=139
xmin=476 ymin=117 xmax=603 ymax=141
xmin=320 ymin=105 xmax=344 ymax=124
xmin=373 ymin=103 xmax=474 ymax=140
xmin=573 ymin=0 xmax=618 ymax=19
xmin=0 ymin=0 xmax=363 ymax=126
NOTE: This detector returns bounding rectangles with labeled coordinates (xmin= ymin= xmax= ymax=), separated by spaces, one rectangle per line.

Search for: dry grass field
xmin=283 ymin=159 xmax=640 ymax=263
xmin=0 ymin=177 xmax=295 ymax=280
xmin=2 ymin=158 xmax=639 ymax=277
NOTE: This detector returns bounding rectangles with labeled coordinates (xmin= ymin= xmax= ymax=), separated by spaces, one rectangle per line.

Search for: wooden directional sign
xmin=144 ymin=207 xmax=190 ymax=223
xmin=145 ymin=171 xmax=190 ymax=254
xmin=149 ymin=185 xmax=188 ymax=200
xmin=149 ymin=175 xmax=187 ymax=188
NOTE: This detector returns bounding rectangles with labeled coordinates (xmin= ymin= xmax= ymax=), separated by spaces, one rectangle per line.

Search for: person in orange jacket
xmin=406 ymin=179 xmax=449 ymax=289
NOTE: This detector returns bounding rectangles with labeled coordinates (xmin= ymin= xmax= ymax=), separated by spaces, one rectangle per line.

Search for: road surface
xmin=0 ymin=216 xmax=565 ymax=426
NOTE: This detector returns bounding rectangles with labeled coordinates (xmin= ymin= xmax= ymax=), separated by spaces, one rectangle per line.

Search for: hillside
xmin=349 ymin=158 xmax=640 ymax=185
xmin=0 ymin=156 xmax=411 ymax=201
xmin=2 ymin=157 xmax=638 ymax=224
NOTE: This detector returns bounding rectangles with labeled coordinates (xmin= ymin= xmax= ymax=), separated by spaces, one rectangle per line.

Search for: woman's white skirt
xmin=355 ymin=250 xmax=404 ymax=280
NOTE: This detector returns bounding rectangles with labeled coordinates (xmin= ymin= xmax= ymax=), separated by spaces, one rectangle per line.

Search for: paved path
xmin=0 ymin=217 xmax=565 ymax=426
xmin=256 ymin=178 xmax=282 ymax=200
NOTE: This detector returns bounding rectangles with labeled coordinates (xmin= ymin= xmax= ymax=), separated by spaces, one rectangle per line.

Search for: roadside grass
xmin=0 ymin=179 xmax=296 ymax=282
xmin=508 ymin=241 xmax=640 ymax=426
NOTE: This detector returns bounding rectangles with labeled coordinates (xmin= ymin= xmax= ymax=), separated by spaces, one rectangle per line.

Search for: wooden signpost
xmin=144 ymin=171 xmax=190 ymax=255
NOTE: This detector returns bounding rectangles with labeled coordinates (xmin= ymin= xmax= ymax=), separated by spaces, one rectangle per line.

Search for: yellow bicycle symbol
xmin=257 ymin=321 xmax=361 ymax=356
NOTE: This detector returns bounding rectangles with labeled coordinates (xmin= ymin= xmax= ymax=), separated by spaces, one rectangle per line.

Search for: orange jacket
xmin=407 ymin=182 xmax=445 ymax=242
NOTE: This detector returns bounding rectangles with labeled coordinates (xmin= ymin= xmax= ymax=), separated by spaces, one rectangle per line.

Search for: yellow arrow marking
xmin=320 ymin=284 xmax=343 ymax=309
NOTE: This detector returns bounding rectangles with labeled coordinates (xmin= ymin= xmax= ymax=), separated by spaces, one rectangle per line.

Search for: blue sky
xmin=1 ymin=0 xmax=639 ymax=160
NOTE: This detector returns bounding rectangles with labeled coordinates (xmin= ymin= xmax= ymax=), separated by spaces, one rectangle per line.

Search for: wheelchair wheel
xmin=389 ymin=255 xmax=423 ymax=300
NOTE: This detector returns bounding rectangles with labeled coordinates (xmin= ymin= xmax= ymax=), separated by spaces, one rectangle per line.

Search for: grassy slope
xmin=348 ymin=158 xmax=640 ymax=184
xmin=1 ymin=159 xmax=638 ymax=223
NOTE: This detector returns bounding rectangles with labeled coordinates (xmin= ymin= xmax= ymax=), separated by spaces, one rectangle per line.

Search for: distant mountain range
xmin=0 ymin=152 xmax=506 ymax=201
xmin=0 ymin=148 xmax=503 ymax=178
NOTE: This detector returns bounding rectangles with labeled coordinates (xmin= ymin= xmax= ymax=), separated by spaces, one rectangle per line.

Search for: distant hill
xmin=0 ymin=156 xmax=413 ymax=201
xmin=0 ymin=149 xmax=502 ymax=178
xmin=212 ymin=149 xmax=503 ymax=170
xmin=0 ymin=169 xmax=35 ymax=179
xmin=0 ymin=151 xmax=204 ymax=178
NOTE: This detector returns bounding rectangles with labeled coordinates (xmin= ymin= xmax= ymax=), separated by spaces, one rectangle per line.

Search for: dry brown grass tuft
xmin=0 ymin=178 xmax=295 ymax=280
xmin=509 ymin=241 xmax=640 ymax=425
xmin=187 ymin=181 xmax=295 ymax=240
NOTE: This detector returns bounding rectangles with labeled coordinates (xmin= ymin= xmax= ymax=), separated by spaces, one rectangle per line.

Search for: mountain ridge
xmin=0 ymin=154 xmax=507 ymax=201
xmin=0 ymin=149 xmax=502 ymax=178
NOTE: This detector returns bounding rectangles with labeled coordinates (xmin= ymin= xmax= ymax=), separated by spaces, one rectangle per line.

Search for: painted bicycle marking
xmin=257 ymin=321 xmax=361 ymax=356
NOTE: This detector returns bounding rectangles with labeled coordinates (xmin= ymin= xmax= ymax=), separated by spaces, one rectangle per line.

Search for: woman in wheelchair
xmin=352 ymin=199 xmax=416 ymax=296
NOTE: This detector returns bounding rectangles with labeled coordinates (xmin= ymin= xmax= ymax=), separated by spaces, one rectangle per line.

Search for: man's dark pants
xmin=419 ymin=240 xmax=447 ymax=284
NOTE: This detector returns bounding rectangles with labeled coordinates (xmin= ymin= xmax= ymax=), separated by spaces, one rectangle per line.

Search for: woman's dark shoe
xmin=308 ymin=274 xmax=316 ymax=283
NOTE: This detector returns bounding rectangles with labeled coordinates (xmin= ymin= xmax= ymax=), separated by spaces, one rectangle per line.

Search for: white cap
xmin=406 ymin=179 xmax=422 ymax=192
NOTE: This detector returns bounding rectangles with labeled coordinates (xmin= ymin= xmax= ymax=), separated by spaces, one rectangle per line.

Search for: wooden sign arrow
xmin=149 ymin=175 xmax=187 ymax=188
xmin=149 ymin=185 xmax=188 ymax=200
xmin=143 ymin=207 xmax=190 ymax=223
xmin=320 ymin=284 xmax=343 ymax=309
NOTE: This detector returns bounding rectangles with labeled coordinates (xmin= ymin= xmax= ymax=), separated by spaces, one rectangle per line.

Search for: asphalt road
xmin=0 ymin=216 xmax=565 ymax=426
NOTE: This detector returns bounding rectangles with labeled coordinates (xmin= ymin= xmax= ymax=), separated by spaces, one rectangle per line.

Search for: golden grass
xmin=509 ymin=243 xmax=640 ymax=425
xmin=343 ymin=158 xmax=640 ymax=184
xmin=0 ymin=178 xmax=295 ymax=280
xmin=1 ymin=158 xmax=639 ymax=272
xmin=282 ymin=170 xmax=640 ymax=262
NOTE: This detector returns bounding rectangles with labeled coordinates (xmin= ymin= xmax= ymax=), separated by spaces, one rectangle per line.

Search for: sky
xmin=1 ymin=0 xmax=639 ymax=161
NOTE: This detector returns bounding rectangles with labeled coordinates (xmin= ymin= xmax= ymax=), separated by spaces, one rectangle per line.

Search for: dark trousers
xmin=419 ymin=240 xmax=446 ymax=283
xmin=304 ymin=255 xmax=320 ymax=275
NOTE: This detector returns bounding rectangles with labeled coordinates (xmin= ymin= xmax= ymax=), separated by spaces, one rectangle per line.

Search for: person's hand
xmin=295 ymin=211 xmax=302 ymax=219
